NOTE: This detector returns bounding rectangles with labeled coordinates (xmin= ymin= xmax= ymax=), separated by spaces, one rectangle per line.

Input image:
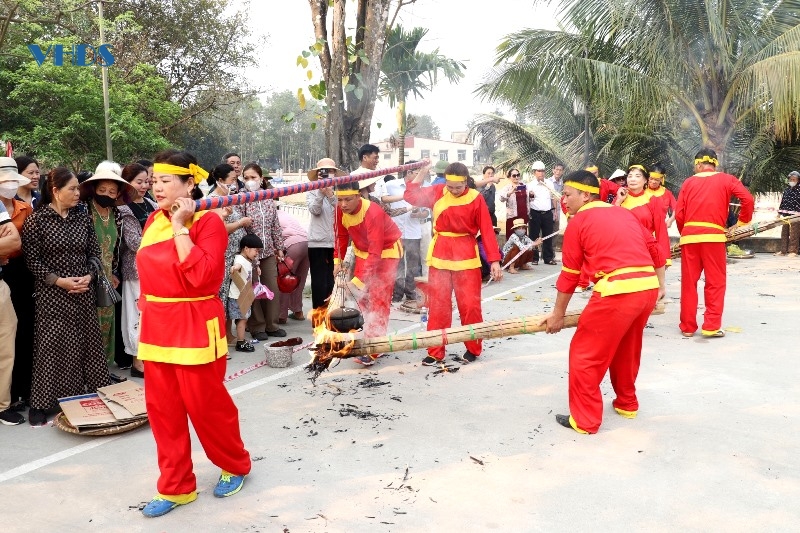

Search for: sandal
xmin=774 ymin=251 xmax=786 ymax=256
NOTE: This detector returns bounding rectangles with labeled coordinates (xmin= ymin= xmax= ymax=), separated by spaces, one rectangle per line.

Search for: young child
xmin=502 ymin=218 xmax=542 ymax=273
xmin=229 ymin=234 xmax=264 ymax=353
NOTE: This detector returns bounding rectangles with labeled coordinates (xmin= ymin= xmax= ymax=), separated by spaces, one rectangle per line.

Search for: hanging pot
xmin=328 ymin=306 xmax=364 ymax=332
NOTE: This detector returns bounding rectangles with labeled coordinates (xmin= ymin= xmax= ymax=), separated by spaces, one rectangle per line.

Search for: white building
xmin=372 ymin=135 xmax=476 ymax=168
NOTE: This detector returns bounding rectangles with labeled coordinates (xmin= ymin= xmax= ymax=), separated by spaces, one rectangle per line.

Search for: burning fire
xmin=307 ymin=306 xmax=360 ymax=373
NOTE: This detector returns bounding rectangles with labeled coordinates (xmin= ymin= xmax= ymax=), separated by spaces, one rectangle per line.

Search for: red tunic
xmin=334 ymin=198 xmax=401 ymax=288
xmin=675 ymin=171 xmax=754 ymax=245
xmin=621 ymin=190 xmax=671 ymax=264
xmin=404 ymin=182 xmax=500 ymax=269
xmin=650 ymin=186 xmax=677 ymax=215
xmin=137 ymin=210 xmax=228 ymax=364
xmin=557 ymin=201 xmax=665 ymax=296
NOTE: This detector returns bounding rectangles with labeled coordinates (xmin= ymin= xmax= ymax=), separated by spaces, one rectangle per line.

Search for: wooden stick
xmin=671 ymin=215 xmax=800 ymax=258
xmin=312 ymin=302 xmax=665 ymax=361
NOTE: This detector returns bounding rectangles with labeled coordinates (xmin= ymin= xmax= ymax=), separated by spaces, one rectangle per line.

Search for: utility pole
xmin=98 ymin=0 xmax=113 ymax=161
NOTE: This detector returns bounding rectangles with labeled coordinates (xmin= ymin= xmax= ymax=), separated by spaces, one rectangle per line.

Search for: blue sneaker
xmin=141 ymin=493 xmax=196 ymax=517
xmin=213 ymin=471 xmax=246 ymax=498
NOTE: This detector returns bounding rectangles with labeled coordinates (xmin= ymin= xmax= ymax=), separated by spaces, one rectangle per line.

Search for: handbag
xmin=276 ymin=258 xmax=300 ymax=293
xmin=88 ymin=256 xmax=122 ymax=307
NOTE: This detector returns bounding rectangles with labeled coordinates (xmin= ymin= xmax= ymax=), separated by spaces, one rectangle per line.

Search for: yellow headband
xmin=629 ymin=164 xmax=647 ymax=172
xmin=650 ymin=172 xmax=664 ymax=180
xmin=585 ymin=165 xmax=598 ymax=173
xmin=565 ymin=181 xmax=600 ymax=194
xmin=335 ymin=189 xmax=360 ymax=196
xmin=153 ymin=163 xmax=209 ymax=185
xmin=694 ymin=155 xmax=718 ymax=167
xmin=445 ymin=174 xmax=466 ymax=182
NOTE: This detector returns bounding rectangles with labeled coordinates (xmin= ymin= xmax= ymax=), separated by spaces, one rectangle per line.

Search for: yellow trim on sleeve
xmin=333 ymin=258 xmax=341 ymax=265
xmin=351 ymin=277 xmax=365 ymax=289
xmin=561 ymin=266 xmax=580 ymax=275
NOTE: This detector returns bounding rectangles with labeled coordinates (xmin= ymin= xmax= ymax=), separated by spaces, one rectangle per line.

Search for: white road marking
xmin=0 ymin=270 xmax=561 ymax=483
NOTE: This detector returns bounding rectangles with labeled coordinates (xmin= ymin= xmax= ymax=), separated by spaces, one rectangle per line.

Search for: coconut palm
xmin=476 ymin=0 xmax=800 ymax=190
xmin=379 ymin=25 xmax=464 ymax=167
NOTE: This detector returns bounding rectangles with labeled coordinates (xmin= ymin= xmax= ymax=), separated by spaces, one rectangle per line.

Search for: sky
xmin=240 ymin=0 xmax=558 ymax=141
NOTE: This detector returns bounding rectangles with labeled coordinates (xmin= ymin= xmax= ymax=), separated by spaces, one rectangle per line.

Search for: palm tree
xmin=477 ymin=0 xmax=800 ymax=190
xmin=379 ymin=25 xmax=465 ymax=167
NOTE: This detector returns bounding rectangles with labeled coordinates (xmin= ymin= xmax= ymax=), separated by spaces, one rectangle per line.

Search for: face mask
xmin=789 ymin=181 xmax=797 ymax=187
xmin=94 ymin=195 xmax=117 ymax=208
xmin=245 ymin=180 xmax=260 ymax=192
xmin=514 ymin=229 xmax=527 ymax=237
xmin=0 ymin=184 xmax=18 ymax=199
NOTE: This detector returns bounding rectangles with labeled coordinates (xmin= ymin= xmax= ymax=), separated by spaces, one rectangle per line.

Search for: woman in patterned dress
xmin=235 ymin=163 xmax=285 ymax=340
xmin=117 ymin=163 xmax=157 ymax=378
xmin=206 ymin=164 xmax=251 ymax=342
xmin=79 ymin=170 xmax=134 ymax=367
xmin=21 ymin=168 xmax=111 ymax=426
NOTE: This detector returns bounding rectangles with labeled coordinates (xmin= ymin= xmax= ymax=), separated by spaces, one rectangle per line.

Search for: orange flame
xmin=309 ymin=307 xmax=359 ymax=364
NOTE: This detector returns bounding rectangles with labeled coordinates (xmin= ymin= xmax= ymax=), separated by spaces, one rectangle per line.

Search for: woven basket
xmin=53 ymin=412 xmax=149 ymax=436
xmin=264 ymin=343 xmax=293 ymax=368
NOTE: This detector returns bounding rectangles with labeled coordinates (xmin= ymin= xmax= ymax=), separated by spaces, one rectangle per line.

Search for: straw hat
xmin=79 ymin=169 xmax=136 ymax=198
xmin=511 ymin=218 xmax=527 ymax=231
xmin=0 ymin=157 xmax=31 ymax=186
xmin=358 ymin=176 xmax=380 ymax=190
xmin=307 ymin=158 xmax=347 ymax=181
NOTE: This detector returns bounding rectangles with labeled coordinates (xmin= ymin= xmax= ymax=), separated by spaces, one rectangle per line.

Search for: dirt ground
xmin=1 ymin=254 xmax=798 ymax=532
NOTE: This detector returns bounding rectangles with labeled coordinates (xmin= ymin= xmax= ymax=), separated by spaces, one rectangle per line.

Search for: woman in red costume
xmin=647 ymin=164 xmax=677 ymax=228
xmin=137 ymin=150 xmax=251 ymax=518
xmin=405 ymin=162 xmax=502 ymax=365
xmin=619 ymin=165 xmax=671 ymax=266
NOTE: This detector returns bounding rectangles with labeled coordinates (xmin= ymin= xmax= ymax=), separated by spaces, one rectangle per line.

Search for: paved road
xmin=1 ymin=256 xmax=798 ymax=532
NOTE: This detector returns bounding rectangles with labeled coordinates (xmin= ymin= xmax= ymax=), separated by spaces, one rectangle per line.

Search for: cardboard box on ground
xmin=59 ymin=381 xmax=147 ymax=432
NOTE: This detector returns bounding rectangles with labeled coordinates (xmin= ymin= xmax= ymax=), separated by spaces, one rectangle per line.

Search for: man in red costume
xmin=404 ymin=161 xmax=502 ymax=365
xmin=541 ymin=170 xmax=665 ymax=435
xmin=333 ymin=179 xmax=402 ymax=366
xmin=675 ymin=148 xmax=754 ymax=338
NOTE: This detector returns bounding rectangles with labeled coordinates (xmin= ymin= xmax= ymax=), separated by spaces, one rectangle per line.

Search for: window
xmin=457 ymin=149 xmax=467 ymax=161
xmin=404 ymin=151 xmax=409 ymax=158
xmin=420 ymin=149 xmax=430 ymax=159
xmin=439 ymin=150 xmax=449 ymax=161
xmin=383 ymin=153 xmax=391 ymax=160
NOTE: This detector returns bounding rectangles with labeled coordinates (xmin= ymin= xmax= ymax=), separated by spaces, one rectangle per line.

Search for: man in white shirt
xmin=546 ymin=162 xmax=565 ymax=232
xmin=527 ymin=160 xmax=557 ymax=265
xmin=382 ymin=177 xmax=425 ymax=305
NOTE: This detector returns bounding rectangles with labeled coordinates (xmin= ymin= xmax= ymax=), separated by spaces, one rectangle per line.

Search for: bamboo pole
xmin=310 ymin=303 xmax=666 ymax=366
xmin=670 ymin=215 xmax=800 ymax=258
xmin=174 ymin=161 xmax=428 ymax=214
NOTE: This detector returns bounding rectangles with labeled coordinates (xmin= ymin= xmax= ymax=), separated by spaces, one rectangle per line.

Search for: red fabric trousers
xmin=144 ymin=357 xmax=251 ymax=496
xmin=356 ymin=257 xmax=399 ymax=338
xmin=568 ymin=289 xmax=658 ymax=433
xmin=679 ymin=242 xmax=726 ymax=334
xmin=426 ymin=266 xmax=483 ymax=360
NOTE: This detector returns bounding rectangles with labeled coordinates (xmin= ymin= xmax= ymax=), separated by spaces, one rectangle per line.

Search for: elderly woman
xmin=22 ymin=168 xmax=111 ymax=426
xmin=80 ymin=169 xmax=134 ymax=368
xmin=116 ymin=163 xmax=157 ymax=378
xmin=498 ymin=168 xmax=529 ymax=238
xmin=206 ymin=163 xmax=252 ymax=341
xmin=276 ymin=209 xmax=309 ymax=323
xmin=236 ymin=162 xmax=285 ymax=339
xmin=137 ymin=150 xmax=250 ymax=517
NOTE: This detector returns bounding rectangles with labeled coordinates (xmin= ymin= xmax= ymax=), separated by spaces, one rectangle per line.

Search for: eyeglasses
xmin=510 ymin=173 xmax=520 ymax=177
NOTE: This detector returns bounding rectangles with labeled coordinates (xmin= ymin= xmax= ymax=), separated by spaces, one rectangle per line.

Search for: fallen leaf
xmin=724 ymin=326 xmax=742 ymax=333
xmin=513 ymin=295 xmax=524 ymax=301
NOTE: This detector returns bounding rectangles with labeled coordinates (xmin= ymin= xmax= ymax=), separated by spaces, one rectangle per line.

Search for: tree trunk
xmin=396 ymin=95 xmax=406 ymax=168
xmin=309 ymin=0 xmax=391 ymax=171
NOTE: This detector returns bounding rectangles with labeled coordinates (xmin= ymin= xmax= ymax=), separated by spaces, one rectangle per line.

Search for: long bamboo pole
xmin=671 ymin=215 xmax=800 ymax=258
xmin=175 ymin=161 xmax=428 ymax=214
xmin=310 ymin=303 xmax=666 ymax=367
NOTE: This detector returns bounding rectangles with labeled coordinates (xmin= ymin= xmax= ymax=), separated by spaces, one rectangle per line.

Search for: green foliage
xmin=476 ymin=0 xmax=800 ymax=192
xmin=0 ymin=58 xmax=178 ymax=170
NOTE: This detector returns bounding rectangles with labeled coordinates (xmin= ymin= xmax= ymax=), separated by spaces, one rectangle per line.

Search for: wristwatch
xmin=173 ymin=227 xmax=190 ymax=238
